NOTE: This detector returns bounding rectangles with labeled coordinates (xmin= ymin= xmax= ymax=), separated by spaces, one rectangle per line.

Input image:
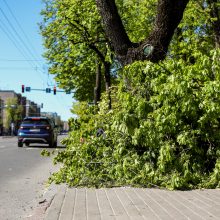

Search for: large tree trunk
xmin=96 ymin=0 xmax=189 ymax=65
xmin=208 ymin=0 xmax=220 ymax=48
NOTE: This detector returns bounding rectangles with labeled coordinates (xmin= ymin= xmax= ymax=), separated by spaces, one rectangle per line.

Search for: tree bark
xmin=96 ymin=0 xmax=190 ymax=65
xmin=89 ymin=43 xmax=111 ymax=108
xmin=208 ymin=0 xmax=220 ymax=48
xmin=95 ymin=0 xmax=133 ymax=56
xmin=94 ymin=63 xmax=102 ymax=105
xmin=104 ymin=62 xmax=111 ymax=109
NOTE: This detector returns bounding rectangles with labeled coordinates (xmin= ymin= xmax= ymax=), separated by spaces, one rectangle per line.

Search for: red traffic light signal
xmin=53 ymin=86 xmax=56 ymax=95
xmin=22 ymin=85 xmax=25 ymax=93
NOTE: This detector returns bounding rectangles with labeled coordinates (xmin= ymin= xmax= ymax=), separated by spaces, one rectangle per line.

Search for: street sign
xmin=46 ymin=88 xmax=51 ymax=93
xmin=26 ymin=87 xmax=31 ymax=92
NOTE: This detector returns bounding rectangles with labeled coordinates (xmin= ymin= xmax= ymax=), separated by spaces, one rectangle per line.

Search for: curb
xmin=44 ymin=185 xmax=67 ymax=220
xmin=26 ymin=183 xmax=62 ymax=220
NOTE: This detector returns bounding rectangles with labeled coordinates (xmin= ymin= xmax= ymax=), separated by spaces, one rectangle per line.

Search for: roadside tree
xmin=5 ymin=98 xmax=23 ymax=134
xmin=40 ymin=0 xmax=113 ymax=104
xmin=42 ymin=0 xmax=220 ymax=189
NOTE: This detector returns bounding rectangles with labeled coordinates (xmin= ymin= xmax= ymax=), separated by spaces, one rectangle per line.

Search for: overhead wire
xmin=0 ymin=67 xmax=38 ymax=70
xmin=0 ymin=7 xmax=46 ymax=83
xmin=0 ymin=19 xmax=28 ymax=60
xmin=1 ymin=0 xmax=54 ymax=86
xmin=0 ymin=1 xmax=55 ymax=86
xmin=2 ymin=0 xmax=41 ymax=59
xmin=0 ymin=8 xmax=38 ymax=63
xmin=0 ymin=0 xmax=72 ymax=115
xmin=0 ymin=59 xmax=44 ymax=61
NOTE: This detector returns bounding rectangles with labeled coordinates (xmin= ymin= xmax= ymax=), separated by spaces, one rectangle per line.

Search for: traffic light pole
xmin=21 ymin=85 xmax=72 ymax=94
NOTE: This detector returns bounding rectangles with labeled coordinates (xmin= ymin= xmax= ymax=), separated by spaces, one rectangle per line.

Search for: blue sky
xmin=0 ymin=0 xmax=74 ymax=121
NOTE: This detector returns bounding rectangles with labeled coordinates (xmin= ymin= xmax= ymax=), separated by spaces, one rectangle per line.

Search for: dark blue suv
xmin=17 ymin=117 xmax=58 ymax=147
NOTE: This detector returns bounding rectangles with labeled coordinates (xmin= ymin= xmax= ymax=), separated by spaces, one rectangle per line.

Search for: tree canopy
xmin=40 ymin=0 xmax=160 ymax=102
xmin=40 ymin=0 xmax=112 ymax=102
xmin=5 ymin=98 xmax=23 ymax=130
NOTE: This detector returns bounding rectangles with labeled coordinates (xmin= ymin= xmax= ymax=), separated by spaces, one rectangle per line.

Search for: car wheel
xmin=25 ymin=143 xmax=29 ymax=147
xmin=18 ymin=142 xmax=23 ymax=147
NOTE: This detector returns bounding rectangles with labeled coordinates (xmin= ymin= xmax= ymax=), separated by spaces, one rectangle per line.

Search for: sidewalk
xmin=44 ymin=185 xmax=220 ymax=220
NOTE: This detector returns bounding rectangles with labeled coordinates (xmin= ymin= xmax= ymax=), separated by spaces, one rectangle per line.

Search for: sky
xmin=0 ymin=0 xmax=74 ymax=121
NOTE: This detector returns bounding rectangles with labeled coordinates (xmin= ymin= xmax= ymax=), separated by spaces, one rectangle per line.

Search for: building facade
xmin=25 ymin=100 xmax=41 ymax=117
xmin=0 ymin=90 xmax=41 ymax=135
xmin=41 ymin=112 xmax=63 ymax=131
xmin=0 ymin=90 xmax=20 ymax=134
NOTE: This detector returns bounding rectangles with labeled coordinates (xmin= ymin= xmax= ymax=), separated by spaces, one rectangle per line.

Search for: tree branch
xmin=96 ymin=0 xmax=190 ymax=65
xmin=143 ymin=0 xmax=190 ymax=62
xmin=88 ymin=44 xmax=106 ymax=63
xmin=95 ymin=0 xmax=133 ymax=56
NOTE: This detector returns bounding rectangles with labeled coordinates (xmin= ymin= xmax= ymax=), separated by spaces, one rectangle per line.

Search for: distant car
xmin=17 ymin=117 xmax=58 ymax=147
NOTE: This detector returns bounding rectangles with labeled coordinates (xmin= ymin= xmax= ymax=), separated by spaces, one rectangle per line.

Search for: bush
xmin=49 ymin=49 xmax=220 ymax=189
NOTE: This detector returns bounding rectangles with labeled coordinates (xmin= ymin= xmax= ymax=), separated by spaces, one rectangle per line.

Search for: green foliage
xmin=171 ymin=0 xmax=216 ymax=59
xmin=48 ymin=49 xmax=220 ymax=189
xmin=41 ymin=149 xmax=51 ymax=157
xmin=40 ymin=0 xmax=158 ymax=102
xmin=40 ymin=0 xmax=108 ymax=101
xmin=42 ymin=0 xmax=220 ymax=189
xmin=5 ymin=98 xmax=23 ymax=129
xmin=116 ymin=0 xmax=157 ymax=42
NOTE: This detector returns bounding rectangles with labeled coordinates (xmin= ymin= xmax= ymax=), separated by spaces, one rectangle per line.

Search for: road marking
xmin=0 ymin=145 xmax=6 ymax=149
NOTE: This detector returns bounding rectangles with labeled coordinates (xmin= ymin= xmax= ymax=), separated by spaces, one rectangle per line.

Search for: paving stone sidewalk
xmin=44 ymin=185 xmax=220 ymax=220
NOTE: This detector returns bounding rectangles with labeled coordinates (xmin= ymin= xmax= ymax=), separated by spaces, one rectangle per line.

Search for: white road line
xmin=25 ymin=147 xmax=40 ymax=150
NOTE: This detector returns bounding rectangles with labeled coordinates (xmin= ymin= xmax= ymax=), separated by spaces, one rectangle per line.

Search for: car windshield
xmin=21 ymin=119 xmax=49 ymax=125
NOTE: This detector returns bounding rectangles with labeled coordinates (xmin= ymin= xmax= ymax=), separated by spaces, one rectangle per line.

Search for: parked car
xmin=17 ymin=117 xmax=58 ymax=147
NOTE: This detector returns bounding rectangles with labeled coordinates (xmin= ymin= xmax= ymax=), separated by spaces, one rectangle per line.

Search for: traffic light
xmin=22 ymin=85 xmax=25 ymax=93
xmin=53 ymin=86 xmax=56 ymax=95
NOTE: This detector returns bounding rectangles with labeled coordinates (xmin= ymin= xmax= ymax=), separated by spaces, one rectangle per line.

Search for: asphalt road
xmin=0 ymin=135 xmax=66 ymax=220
